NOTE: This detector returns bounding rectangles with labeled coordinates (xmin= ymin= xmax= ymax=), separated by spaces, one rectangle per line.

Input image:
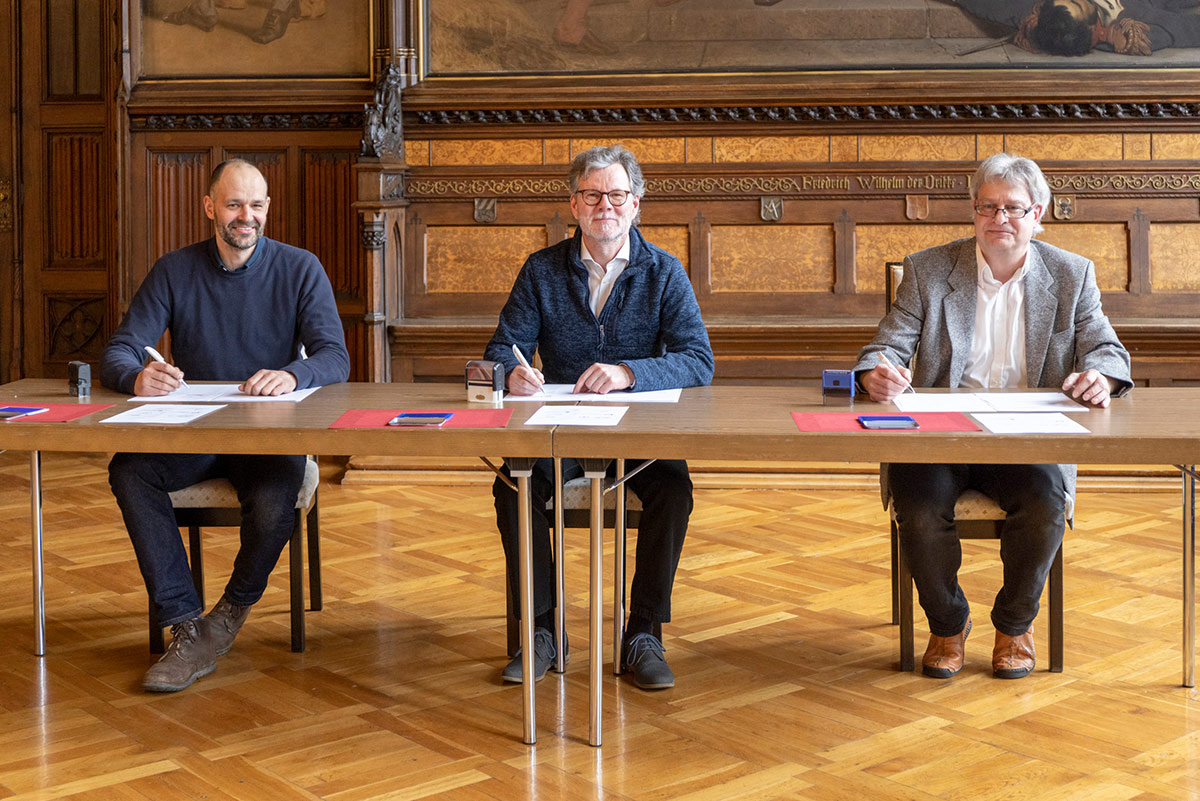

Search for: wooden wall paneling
xmin=226 ymin=150 xmax=290 ymax=246
xmin=144 ymin=150 xmax=211 ymax=286
xmin=0 ymin=0 xmax=12 ymax=382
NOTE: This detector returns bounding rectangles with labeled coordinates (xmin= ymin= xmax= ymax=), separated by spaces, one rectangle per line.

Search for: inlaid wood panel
xmin=854 ymin=224 xmax=973 ymax=293
xmin=45 ymin=293 xmax=105 ymax=362
xmin=45 ymin=0 xmax=103 ymax=98
xmin=572 ymin=138 xmax=684 ymax=163
xmin=430 ymin=139 xmax=543 ymax=166
xmin=149 ymin=152 xmax=211 ymax=268
xmin=1148 ymin=224 xmax=1200 ymax=292
xmin=1151 ymin=133 xmax=1200 ymax=160
xmin=709 ymin=225 xmax=834 ymax=293
xmin=640 ymin=225 xmax=690 ymax=275
xmin=1039 ymin=224 xmax=1129 ymax=293
xmin=858 ymin=135 xmax=975 ymax=162
xmin=424 ymin=226 xmax=545 ymax=293
xmin=713 ymin=137 xmax=828 ymax=164
xmin=1004 ymin=134 xmax=1124 ymax=162
xmin=47 ymin=131 xmax=104 ymax=266
xmin=1123 ymin=134 xmax=1152 ymax=161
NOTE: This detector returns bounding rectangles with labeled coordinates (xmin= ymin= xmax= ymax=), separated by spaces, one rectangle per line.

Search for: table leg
xmin=31 ymin=451 xmax=45 ymax=657
xmin=553 ymin=458 xmax=566 ymax=674
xmin=1183 ymin=465 xmax=1196 ymax=688
xmin=613 ymin=459 xmax=627 ymax=676
xmin=507 ymin=458 xmax=537 ymax=744
xmin=581 ymin=458 xmax=608 ymax=748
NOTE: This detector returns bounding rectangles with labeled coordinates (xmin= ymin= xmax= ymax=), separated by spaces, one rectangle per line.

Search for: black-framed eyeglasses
xmin=973 ymin=203 xmax=1037 ymax=219
xmin=574 ymin=189 xmax=631 ymax=207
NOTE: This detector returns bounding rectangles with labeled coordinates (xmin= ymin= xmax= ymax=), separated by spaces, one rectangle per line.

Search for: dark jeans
xmin=108 ymin=452 xmax=307 ymax=626
xmin=889 ymin=462 xmax=1066 ymax=638
xmin=493 ymin=457 xmax=693 ymax=625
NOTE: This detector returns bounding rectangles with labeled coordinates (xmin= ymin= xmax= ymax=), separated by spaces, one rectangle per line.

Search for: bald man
xmin=101 ymin=159 xmax=349 ymax=692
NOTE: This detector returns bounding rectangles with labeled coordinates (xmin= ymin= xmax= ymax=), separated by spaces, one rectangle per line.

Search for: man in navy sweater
xmin=101 ymin=159 xmax=349 ymax=692
xmin=485 ymin=145 xmax=714 ymax=689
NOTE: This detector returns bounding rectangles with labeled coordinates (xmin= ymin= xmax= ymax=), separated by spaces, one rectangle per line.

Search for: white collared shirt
xmin=580 ymin=238 xmax=631 ymax=318
xmin=961 ymin=243 xmax=1028 ymax=389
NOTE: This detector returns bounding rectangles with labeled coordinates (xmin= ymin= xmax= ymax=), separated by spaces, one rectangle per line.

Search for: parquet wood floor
xmin=0 ymin=451 xmax=1197 ymax=800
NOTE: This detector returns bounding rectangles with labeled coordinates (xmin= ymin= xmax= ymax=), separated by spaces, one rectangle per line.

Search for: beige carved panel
xmin=714 ymin=136 xmax=828 ymax=164
xmin=641 ymin=226 xmax=689 ymax=275
xmin=686 ymin=137 xmax=714 ymax=163
xmin=710 ymin=225 xmax=834 ymax=292
xmin=570 ymin=138 xmax=684 ymax=163
xmin=831 ymin=136 xmax=857 ymax=163
xmin=1152 ymin=134 xmax=1200 ymax=160
xmin=545 ymin=139 xmax=571 ymax=164
xmin=406 ymin=140 xmax=430 ymax=167
xmin=855 ymin=225 xmax=973 ymax=292
xmin=1004 ymin=134 xmax=1123 ymax=162
xmin=977 ymin=134 xmax=1004 ymax=159
xmin=1149 ymin=224 xmax=1200 ymax=292
xmin=1039 ymin=224 xmax=1128 ymax=292
xmin=859 ymin=136 xmax=974 ymax=163
xmin=430 ymin=139 xmax=544 ymax=166
xmin=1124 ymin=134 xmax=1152 ymax=161
xmin=425 ymin=226 xmax=546 ymax=293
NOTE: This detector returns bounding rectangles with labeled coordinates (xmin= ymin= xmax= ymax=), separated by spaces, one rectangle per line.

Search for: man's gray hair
xmin=568 ymin=145 xmax=646 ymax=199
xmin=971 ymin=153 xmax=1051 ymax=232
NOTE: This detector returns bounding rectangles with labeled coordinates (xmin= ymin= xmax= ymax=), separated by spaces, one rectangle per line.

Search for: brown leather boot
xmin=922 ymin=617 xmax=971 ymax=678
xmin=142 ymin=617 xmax=217 ymax=692
xmin=207 ymin=594 xmax=251 ymax=656
xmin=993 ymin=626 xmax=1036 ymax=679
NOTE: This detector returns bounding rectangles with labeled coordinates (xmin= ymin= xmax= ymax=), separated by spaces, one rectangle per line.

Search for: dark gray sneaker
xmin=622 ymin=632 xmax=675 ymax=689
xmin=206 ymin=595 xmax=251 ymax=656
xmin=142 ymin=617 xmax=217 ymax=693
xmin=501 ymin=628 xmax=568 ymax=683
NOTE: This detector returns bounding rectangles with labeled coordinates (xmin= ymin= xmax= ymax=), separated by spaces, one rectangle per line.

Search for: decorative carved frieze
xmin=130 ymin=113 xmax=364 ymax=132
xmin=407 ymin=178 xmax=568 ymax=197
xmin=361 ymin=224 xmax=387 ymax=251
xmin=412 ymin=103 xmax=1200 ymax=128
xmin=1048 ymin=174 xmax=1200 ymax=193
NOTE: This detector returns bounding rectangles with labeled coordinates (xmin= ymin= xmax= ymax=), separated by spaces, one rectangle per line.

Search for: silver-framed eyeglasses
xmin=973 ymin=203 xmax=1037 ymax=219
xmin=575 ymin=189 xmax=631 ymax=207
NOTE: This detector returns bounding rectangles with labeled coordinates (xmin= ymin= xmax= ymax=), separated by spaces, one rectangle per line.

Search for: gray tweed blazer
xmin=854 ymin=236 xmax=1133 ymax=506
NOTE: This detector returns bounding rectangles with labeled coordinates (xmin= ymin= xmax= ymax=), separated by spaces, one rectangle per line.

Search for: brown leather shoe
xmin=993 ymin=626 xmax=1036 ymax=679
xmin=142 ymin=617 xmax=217 ymax=692
xmin=922 ymin=617 xmax=971 ymax=678
xmin=207 ymin=594 xmax=251 ymax=656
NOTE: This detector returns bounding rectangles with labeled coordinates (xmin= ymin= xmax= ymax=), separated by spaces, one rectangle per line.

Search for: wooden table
xmin=550 ymin=386 xmax=1200 ymax=746
xmin=0 ymin=379 xmax=553 ymax=744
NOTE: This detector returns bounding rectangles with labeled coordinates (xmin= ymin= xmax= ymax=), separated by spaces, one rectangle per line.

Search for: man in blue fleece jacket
xmin=101 ymin=159 xmax=349 ymax=693
xmin=485 ymin=145 xmax=714 ymax=690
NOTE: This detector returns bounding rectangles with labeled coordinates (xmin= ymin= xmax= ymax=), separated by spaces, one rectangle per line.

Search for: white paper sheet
xmin=523 ymin=405 xmax=629 ymax=426
xmin=973 ymin=413 xmax=1090 ymax=435
xmin=130 ymin=384 xmax=319 ymax=403
xmin=893 ymin=391 xmax=1089 ymax=414
xmin=504 ymin=384 xmax=681 ymax=403
xmin=101 ymin=404 xmax=226 ymax=425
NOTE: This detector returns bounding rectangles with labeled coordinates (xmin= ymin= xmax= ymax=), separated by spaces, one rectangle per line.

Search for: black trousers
xmin=493 ymin=457 xmax=693 ymax=625
xmin=889 ymin=462 xmax=1066 ymax=638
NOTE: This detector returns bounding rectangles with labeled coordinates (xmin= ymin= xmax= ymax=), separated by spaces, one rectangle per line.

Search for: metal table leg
xmin=1181 ymin=465 xmax=1197 ymax=688
xmin=613 ymin=459 xmax=627 ymax=676
xmin=507 ymin=458 xmax=538 ymax=744
xmin=553 ymin=458 xmax=566 ymax=674
xmin=32 ymin=451 xmax=45 ymax=656
xmin=581 ymin=458 xmax=608 ymax=748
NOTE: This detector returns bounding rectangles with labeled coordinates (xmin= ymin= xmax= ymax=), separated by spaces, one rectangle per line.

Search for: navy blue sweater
xmin=101 ymin=237 xmax=350 ymax=394
xmin=484 ymin=228 xmax=713 ymax=392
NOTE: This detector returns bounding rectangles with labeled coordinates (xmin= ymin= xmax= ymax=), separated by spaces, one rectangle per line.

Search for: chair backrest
xmin=555 ymin=476 xmax=642 ymax=529
xmin=885 ymin=261 xmax=905 ymax=313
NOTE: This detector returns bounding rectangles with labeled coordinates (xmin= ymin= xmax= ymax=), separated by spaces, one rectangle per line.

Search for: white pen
xmin=511 ymin=344 xmax=543 ymax=393
xmin=877 ymin=352 xmax=915 ymax=394
xmin=144 ymin=345 xmax=188 ymax=388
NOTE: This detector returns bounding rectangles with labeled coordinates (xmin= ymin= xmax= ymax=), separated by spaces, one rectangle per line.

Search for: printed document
xmin=101 ymin=404 xmax=226 ymax=425
xmin=130 ymin=384 xmax=319 ymax=403
xmin=893 ymin=391 xmax=1088 ymax=414
xmin=505 ymin=385 xmax=681 ymax=403
xmin=524 ymin=405 xmax=629 ymax=426
xmin=973 ymin=413 xmax=1090 ymax=435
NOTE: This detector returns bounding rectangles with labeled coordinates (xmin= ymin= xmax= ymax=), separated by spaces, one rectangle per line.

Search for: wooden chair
xmin=883 ymin=260 xmax=1066 ymax=673
xmin=151 ymin=456 xmax=322 ymax=654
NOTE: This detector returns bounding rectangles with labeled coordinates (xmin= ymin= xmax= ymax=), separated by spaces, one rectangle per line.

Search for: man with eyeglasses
xmin=484 ymin=145 xmax=713 ymax=690
xmin=853 ymin=153 xmax=1131 ymax=680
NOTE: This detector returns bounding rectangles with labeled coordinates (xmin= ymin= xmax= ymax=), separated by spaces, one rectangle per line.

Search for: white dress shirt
xmin=961 ymin=243 xmax=1028 ymax=389
xmin=580 ymin=238 xmax=631 ymax=318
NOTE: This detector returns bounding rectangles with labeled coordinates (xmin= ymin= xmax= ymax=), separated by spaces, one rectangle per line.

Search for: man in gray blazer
xmin=854 ymin=153 xmax=1132 ymax=680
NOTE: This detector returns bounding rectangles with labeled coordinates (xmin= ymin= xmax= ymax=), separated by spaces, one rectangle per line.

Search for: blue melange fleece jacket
xmin=484 ymin=227 xmax=714 ymax=391
xmin=100 ymin=237 xmax=350 ymax=394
